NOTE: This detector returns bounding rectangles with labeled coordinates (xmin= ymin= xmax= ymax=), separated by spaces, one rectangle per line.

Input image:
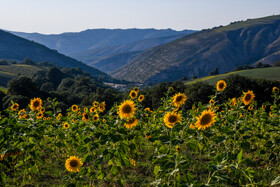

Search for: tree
xmin=7 ymin=77 xmax=39 ymax=97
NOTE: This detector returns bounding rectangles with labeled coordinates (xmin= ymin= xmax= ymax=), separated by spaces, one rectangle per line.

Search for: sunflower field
xmin=0 ymin=81 xmax=280 ymax=186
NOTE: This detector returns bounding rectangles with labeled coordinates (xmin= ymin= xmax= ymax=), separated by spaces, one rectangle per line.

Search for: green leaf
xmin=237 ymin=149 xmax=243 ymax=164
xmin=154 ymin=165 xmax=160 ymax=176
xmin=110 ymin=166 xmax=121 ymax=176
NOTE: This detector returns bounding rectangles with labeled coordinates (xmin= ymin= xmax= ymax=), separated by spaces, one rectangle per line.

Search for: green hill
xmin=185 ymin=67 xmax=280 ymax=85
xmin=111 ymin=15 xmax=280 ymax=85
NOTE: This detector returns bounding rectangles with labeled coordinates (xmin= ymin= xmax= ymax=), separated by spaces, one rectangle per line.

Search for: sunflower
xmin=40 ymin=107 xmax=45 ymax=113
xmin=231 ymin=98 xmax=237 ymax=106
xmin=11 ymin=103 xmax=19 ymax=111
xmin=130 ymin=158 xmax=136 ymax=167
xmin=24 ymin=114 xmax=30 ymax=119
xmin=145 ymin=135 xmax=151 ymax=139
xmin=216 ymin=80 xmax=227 ymax=92
xmin=172 ymin=93 xmax=187 ymax=107
xmin=99 ymin=102 xmax=106 ymax=112
xmin=209 ymin=99 xmax=214 ymax=104
xmin=63 ymin=122 xmax=70 ymax=129
xmin=124 ymin=118 xmax=138 ymax=129
xmin=176 ymin=145 xmax=181 ymax=152
xmin=262 ymin=105 xmax=266 ymax=110
xmin=65 ymin=156 xmax=83 ymax=172
xmin=83 ymin=107 xmax=88 ymax=113
xmin=71 ymin=105 xmax=78 ymax=112
xmin=163 ymin=112 xmax=182 ymax=128
xmin=138 ymin=95 xmax=145 ymax=102
xmin=18 ymin=109 xmax=26 ymax=118
xmin=118 ymin=100 xmax=136 ymax=119
xmin=90 ymin=107 xmax=95 ymax=113
xmin=272 ymin=87 xmax=279 ymax=94
xmin=242 ymin=90 xmax=255 ymax=105
xmin=195 ymin=109 xmax=216 ymax=130
xmin=248 ymin=106 xmax=253 ymax=111
xmin=93 ymin=114 xmax=99 ymax=122
xmin=133 ymin=87 xmax=139 ymax=93
xmin=129 ymin=90 xmax=138 ymax=99
xmin=30 ymin=98 xmax=42 ymax=110
xmin=93 ymin=101 xmax=99 ymax=108
xmin=102 ymin=119 xmax=106 ymax=123
xmin=82 ymin=113 xmax=90 ymax=121
xmin=270 ymin=105 xmax=274 ymax=110
xmin=36 ymin=112 xmax=44 ymax=119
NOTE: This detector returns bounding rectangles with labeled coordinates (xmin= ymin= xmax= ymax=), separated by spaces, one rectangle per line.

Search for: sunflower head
xmin=102 ymin=119 xmax=106 ymax=123
xmin=130 ymin=158 xmax=136 ymax=167
xmin=216 ymin=80 xmax=226 ymax=92
xmin=209 ymin=99 xmax=214 ymax=104
xmin=11 ymin=103 xmax=19 ymax=111
xmin=83 ymin=107 xmax=88 ymax=113
xmin=164 ymin=111 xmax=182 ymax=128
xmin=118 ymin=100 xmax=136 ymax=119
xmin=133 ymin=87 xmax=139 ymax=93
xmin=124 ymin=118 xmax=138 ymax=129
xmin=129 ymin=90 xmax=138 ymax=99
xmin=82 ymin=113 xmax=90 ymax=121
xmin=242 ymin=90 xmax=255 ymax=105
xmin=18 ymin=109 xmax=26 ymax=118
xmin=63 ymin=122 xmax=70 ymax=129
xmin=272 ymin=87 xmax=279 ymax=94
xmin=93 ymin=114 xmax=99 ymax=122
xmin=90 ymin=107 xmax=95 ymax=113
xmin=30 ymin=98 xmax=42 ymax=110
xmin=262 ymin=105 xmax=266 ymax=110
xmin=195 ymin=109 xmax=216 ymax=130
xmin=93 ymin=101 xmax=99 ymax=108
xmin=36 ymin=112 xmax=44 ymax=119
xmin=65 ymin=156 xmax=83 ymax=172
xmin=176 ymin=145 xmax=181 ymax=152
xmin=248 ymin=106 xmax=253 ymax=111
xmin=40 ymin=107 xmax=45 ymax=113
xmin=71 ymin=105 xmax=78 ymax=112
xmin=172 ymin=93 xmax=187 ymax=107
xmin=99 ymin=102 xmax=106 ymax=112
xmin=138 ymin=95 xmax=145 ymax=102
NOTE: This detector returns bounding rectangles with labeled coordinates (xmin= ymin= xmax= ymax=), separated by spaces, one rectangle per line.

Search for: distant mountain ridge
xmin=111 ymin=15 xmax=280 ymax=85
xmin=0 ymin=30 xmax=114 ymax=82
xmin=10 ymin=28 xmax=196 ymax=56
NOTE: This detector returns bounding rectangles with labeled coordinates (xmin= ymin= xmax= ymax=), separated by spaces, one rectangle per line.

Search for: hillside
xmin=185 ymin=67 xmax=280 ymax=85
xmin=71 ymin=34 xmax=193 ymax=72
xmin=10 ymin=29 xmax=196 ymax=58
xmin=111 ymin=15 xmax=280 ymax=85
xmin=0 ymin=30 xmax=114 ymax=82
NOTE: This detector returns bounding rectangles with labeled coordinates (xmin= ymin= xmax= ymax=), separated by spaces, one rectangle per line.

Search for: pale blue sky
xmin=1 ymin=0 xmax=279 ymax=34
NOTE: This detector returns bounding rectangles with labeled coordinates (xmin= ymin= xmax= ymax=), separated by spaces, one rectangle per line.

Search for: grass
xmin=215 ymin=14 xmax=280 ymax=32
xmin=185 ymin=67 xmax=280 ymax=86
xmin=0 ymin=64 xmax=44 ymax=78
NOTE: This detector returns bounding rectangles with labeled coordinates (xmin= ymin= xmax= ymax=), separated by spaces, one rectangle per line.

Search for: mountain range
xmin=111 ymin=15 xmax=280 ymax=84
xmin=11 ymin=29 xmax=195 ymax=70
xmin=0 ymin=29 xmax=118 ymax=82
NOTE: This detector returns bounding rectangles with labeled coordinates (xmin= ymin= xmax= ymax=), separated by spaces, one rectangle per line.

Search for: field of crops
xmin=0 ymin=81 xmax=280 ymax=186
xmin=185 ymin=67 xmax=280 ymax=86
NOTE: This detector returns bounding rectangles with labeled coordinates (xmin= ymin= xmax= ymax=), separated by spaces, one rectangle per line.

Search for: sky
xmin=0 ymin=0 xmax=280 ymax=34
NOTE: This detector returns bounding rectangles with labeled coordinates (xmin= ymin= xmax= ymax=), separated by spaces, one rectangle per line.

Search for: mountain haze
xmin=11 ymin=29 xmax=196 ymax=57
xmin=0 ymin=30 xmax=113 ymax=82
xmin=111 ymin=15 xmax=280 ymax=85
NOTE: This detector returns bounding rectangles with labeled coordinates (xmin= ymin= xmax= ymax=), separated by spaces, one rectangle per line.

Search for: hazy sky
xmin=1 ymin=0 xmax=279 ymax=34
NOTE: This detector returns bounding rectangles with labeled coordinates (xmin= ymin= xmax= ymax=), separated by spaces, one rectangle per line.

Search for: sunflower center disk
xmin=168 ymin=115 xmax=177 ymax=123
xmin=219 ymin=83 xmax=224 ymax=89
xmin=176 ymin=96 xmax=183 ymax=102
xmin=33 ymin=101 xmax=40 ymax=108
xmin=245 ymin=94 xmax=251 ymax=101
xmin=69 ymin=160 xmax=78 ymax=167
xmin=200 ymin=114 xmax=211 ymax=125
xmin=122 ymin=105 xmax=132 ymax=113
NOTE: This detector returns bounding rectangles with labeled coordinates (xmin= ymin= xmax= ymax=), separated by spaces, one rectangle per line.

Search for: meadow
xmin=0 ymin=80 xmax=280 ymax=186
